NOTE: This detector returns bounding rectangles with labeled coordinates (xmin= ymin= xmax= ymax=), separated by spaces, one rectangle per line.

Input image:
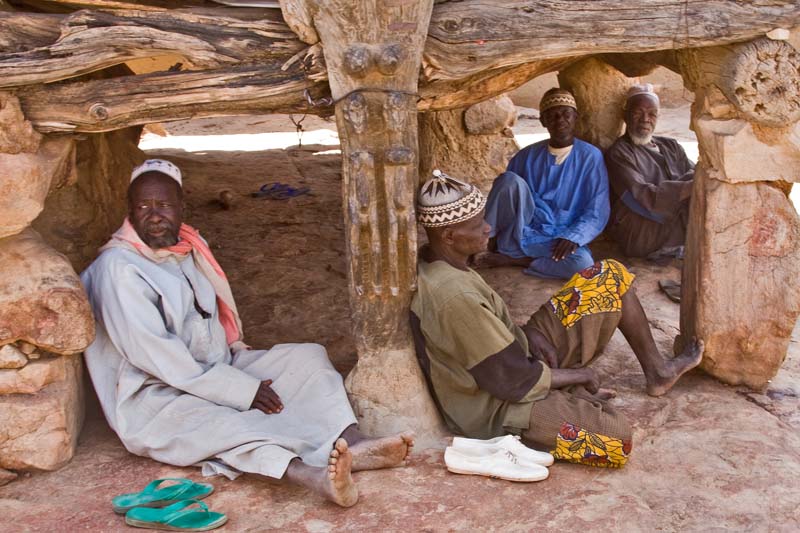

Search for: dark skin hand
xmin=523 ymin=325 xmax=559 ymax=369
xmin=251 ymin=379 xmax=284 ymax=414
xmin=551 ymin=238 xmax=578 ymax=261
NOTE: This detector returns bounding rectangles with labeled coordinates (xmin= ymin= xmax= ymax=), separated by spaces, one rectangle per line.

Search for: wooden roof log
xmin=0 ymin=9 xmax=304 ymax=87
xmin=18 ymin=61 xmax=330 ymax=132
xmin=8 ymin=0 xmax=219 ymax=12
xmin=3 ymin=1 xmax=799 ymax=88
xmin=424 ymin=0 xmax=800 ymax=80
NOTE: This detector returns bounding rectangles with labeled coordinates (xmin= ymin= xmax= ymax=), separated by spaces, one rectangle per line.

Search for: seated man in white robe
xmin=81 ymin=159 xmax=413 ymax=508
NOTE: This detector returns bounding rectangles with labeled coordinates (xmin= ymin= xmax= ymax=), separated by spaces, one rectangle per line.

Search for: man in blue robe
xmin=479 ymin=88 xmax=610 ymax=279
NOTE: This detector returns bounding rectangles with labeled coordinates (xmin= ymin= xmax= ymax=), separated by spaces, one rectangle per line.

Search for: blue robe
xmin=485 ymin=139 xmax=610 ymax=279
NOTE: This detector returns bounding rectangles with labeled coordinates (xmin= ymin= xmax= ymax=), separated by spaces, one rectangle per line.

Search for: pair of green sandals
xmin=112 ymin=478 xmax=227 ymax=531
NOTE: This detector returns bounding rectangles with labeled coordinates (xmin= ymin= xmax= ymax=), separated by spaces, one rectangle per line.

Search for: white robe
xmin=81 ymin=248 xmax=357 ymax=479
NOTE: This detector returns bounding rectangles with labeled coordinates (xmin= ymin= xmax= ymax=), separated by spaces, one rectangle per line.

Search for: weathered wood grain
xmin=19 ymin=63 xmax=331 ymax=132
xmin=0 ymin=9 xmax=303 ymax=86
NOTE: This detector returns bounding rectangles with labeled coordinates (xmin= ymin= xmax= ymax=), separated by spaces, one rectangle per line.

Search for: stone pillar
xmin=677 ymin=38 xmax=800 ymax=389
xmin=0 ymin=93 xmax=95 ymax=485
xmin=419 ymin=95 xmax=519 ymax=191
xmin=281 ymin=0 xmax=447 ymax=445
xmin=558 ymin=57 xmax=634 ymax=150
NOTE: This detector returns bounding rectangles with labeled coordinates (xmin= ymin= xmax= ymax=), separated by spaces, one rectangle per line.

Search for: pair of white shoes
xmin=444 ymin=435 xmax=553 ymax=482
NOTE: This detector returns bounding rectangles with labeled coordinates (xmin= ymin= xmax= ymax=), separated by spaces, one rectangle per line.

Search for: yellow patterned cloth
xmin=548 ymin=259 xmax=635 ymax=329
xmin=552 ymin=422 xmax=632 ymax=468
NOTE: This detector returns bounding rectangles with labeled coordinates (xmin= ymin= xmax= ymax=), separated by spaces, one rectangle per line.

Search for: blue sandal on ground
xmin=112 ymin=478 xmax=214 ymax=514
xmin=251 ymin=182 xmax=311 ymax=200
xmin=125 ymin=500 xmax=228 ymax=532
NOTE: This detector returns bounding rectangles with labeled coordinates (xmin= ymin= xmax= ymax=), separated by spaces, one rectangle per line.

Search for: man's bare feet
xmin=470 ymin=252 xmax=531 ymax=269
xmin=322 ymin=438 xmax=359 ymax=507
xmin=646 ymin=338 xmax=705 ymax=397
xmin=348 ymin=432 xmax=415 ymax=471
xmin=283 ymin=439 xmax=358 ymax=507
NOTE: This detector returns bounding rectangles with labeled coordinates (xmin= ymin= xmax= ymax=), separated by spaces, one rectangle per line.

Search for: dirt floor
xmin=2 ymin=111 xmax=800 ymax=532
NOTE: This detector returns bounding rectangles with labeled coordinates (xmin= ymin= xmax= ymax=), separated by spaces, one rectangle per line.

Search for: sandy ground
xmin=2 ymin=109 xmax=799 ymax=532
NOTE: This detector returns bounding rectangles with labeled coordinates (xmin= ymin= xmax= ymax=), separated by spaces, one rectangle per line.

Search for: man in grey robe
xmin=605 ymin=84 xmax=695 ymax=259
xmin=81 ymin=159 xmax=413 ymax=507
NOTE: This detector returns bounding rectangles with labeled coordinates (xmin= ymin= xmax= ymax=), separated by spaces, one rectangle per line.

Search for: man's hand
xmin=551 ymin=238 xmax=578 ymax=262
xmin=251 ymin=379 xmax=283 ymax=414
xmin=525 ymin=327 xmax=559 ymax=369
xmin=550 ymin=367 xmax=601 ymax=393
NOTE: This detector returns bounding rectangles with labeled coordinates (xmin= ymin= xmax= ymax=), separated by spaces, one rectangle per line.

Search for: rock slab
xmin=0 ymin=353 xmax=84 ymax=471
xmin=0 ymin=355 xmax=67 ymax=395
xmin=0 ymin=344 xmax=27 ymax=369
xmin=681 ymin=174 xmax=800 ymax=388
xmin=0 ymin=229 xmax=95 ymax=354
xmin=0 ymin=135 xmax=75 ymax=239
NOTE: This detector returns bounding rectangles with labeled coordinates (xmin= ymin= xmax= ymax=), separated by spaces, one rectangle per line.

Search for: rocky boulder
xmin=0 ymin=229 xmax=94 ymax=354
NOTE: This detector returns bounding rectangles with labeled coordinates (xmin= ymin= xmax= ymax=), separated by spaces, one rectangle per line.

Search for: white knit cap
xmin=626 ymin=83 xmax=660 ymax=107
xmin=131 ymin=159 xmax=183 ymax=185
xmin=417 ymin=170 xmax=486 ymax=228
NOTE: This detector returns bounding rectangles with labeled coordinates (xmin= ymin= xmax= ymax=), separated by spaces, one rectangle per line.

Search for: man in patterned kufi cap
xmin=480 ymin=87 xmax=610 ymax=279
xmin=411 ymin=170 xmax=703 ymax=470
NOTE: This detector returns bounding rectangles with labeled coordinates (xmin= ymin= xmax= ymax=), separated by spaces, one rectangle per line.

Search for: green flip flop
xmin=125 ymin=500 xmax=228 ymax=532
xmin=112 ymin=478 xmax=214 ymax=515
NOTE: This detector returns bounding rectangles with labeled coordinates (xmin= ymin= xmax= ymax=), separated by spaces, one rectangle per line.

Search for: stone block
xmin=464 ymin=95 xmax=517 ymax=136
xmin=0 ymin=467 xmax=17 ymax=487
xmin=419 ymin=107 xmax=518 ymax=191
xmin=558 ymin=57 xmax=632 ymax=150
xmin=0 ymin=229 xmax=95 ymax=354
xmin=0 ymin=92 xmax=41 ymax=154
xmin=0 ymin=355 xmax=66 ymax=395
xmin=0 ymin=135 xmax=76 ymax=239
xmin=694 ymin=118 xmax=800 ymax=184
xmin=0 ymin=344 xmax=27 ymax=369
xmin=0 ymin=354 xmax=84 ymax=471
xmin=680 ymin=172 xmax=800 ymax=388
xmin=33 ymin=126 xmax=144 ymax=271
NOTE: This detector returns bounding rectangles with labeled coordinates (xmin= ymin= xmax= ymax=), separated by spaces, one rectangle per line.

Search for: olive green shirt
xmin=410 ymin=259 xmax=551 ymax=439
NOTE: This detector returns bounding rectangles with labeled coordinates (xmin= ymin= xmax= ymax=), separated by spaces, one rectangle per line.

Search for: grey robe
xmin=604 ymin=134 xmax=694 ymax=257
xmin=81 ymin=248 xmax=356 ymax=479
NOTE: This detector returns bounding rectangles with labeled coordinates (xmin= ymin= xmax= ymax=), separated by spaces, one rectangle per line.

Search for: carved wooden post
xmin=677 ymin=38 xmax=800 ymax=388
xmin=280 ymin=0 xmax=446 ymax=444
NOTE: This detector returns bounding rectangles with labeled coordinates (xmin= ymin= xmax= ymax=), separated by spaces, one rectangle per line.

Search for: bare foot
xmin=470 ymin=252 xmax=531 ymax=269
xmin=647 ymin=338 xmax=705 ymax=397
xmin=349 ymin=432 xmax=415 ymax=471
xmin=321 ymin=438 xmax=359 ymax=507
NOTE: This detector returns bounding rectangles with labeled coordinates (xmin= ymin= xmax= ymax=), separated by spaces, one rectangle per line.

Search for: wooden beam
xmin=0 ymin=9 xmax=304 ymax=87
xmin=3 ymin=1 xmax=798 ymax=88
xmin=425 ymin=0 xmax=800 ymax=80
xmin=9 ymin=0 xmax=217 ymax=11
xmin=18 ymin=63 xmax=332 ymax=132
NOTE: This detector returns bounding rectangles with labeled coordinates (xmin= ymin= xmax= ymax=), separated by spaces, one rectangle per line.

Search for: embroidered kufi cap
xmin=131 ymin=159 xmax=183 ymax=186
xmin=539 ymin=88 xmax=577 ymax=114
xmin=417 ymin=170 xmax=486 ymax=228
xmin=626 ymin=83 xmax=660 ymax=107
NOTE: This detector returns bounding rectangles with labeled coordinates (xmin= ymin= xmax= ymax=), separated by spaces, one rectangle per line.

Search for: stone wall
xmin=419 ymin=95 xmax=519 ymax=191
xmin=0 ymin=89 xmax=142 ymax=486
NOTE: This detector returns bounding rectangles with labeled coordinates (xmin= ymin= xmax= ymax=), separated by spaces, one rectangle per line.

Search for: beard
xmin=142 ymin=223 xmax=179 ymax=249
xmin=629 ymin=131 xmax=654 ymax=145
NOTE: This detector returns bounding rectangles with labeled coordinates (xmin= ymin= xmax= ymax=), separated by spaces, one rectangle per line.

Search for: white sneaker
xmin=444 ymin=446 xmax=549 ymax=482
xmin=451 ymin=435 xmax=554 ymax=467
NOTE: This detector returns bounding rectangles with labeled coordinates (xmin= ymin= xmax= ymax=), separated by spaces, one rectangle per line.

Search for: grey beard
xmin=629 ymin=132 xmax=654 ymax=145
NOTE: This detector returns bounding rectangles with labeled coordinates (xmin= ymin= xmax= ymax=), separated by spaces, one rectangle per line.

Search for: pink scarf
xmin=100 ymin=218 xmax=244 ymax=346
